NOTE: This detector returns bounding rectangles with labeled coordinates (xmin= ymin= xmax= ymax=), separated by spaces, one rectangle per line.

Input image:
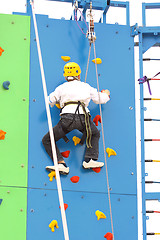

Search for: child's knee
xmin=95 ymin=129 xmax=100 ymax=139
xmin=42 ymin=134 xmax=49 ymax=145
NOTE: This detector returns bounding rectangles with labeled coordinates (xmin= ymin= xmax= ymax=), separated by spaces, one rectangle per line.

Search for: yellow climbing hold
xmin=95 ymin=210 xmax=106 ymax=220
xmin=49 ymin=220 xmax=59 ymax=232
xmin=55 ymin=103 xmax=61 ymax=109
xmin=72 ymin=136 xmax=81 ymax=146
xmin=61 ymin=56 xmax=71 ymax=62
xmin=92 ymin=58 xmax=102 ymax=64
xmin=48 ymin=171 xmax=56 ymax=181
xmin=106 ymin=148 xmax=117 ymax=158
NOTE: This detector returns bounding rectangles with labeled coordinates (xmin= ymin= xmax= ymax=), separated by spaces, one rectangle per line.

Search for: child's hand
xmin=101 ymin=89 xmax=110 ymax=96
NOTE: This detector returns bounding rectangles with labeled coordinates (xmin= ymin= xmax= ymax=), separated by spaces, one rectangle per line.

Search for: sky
xmin=1 ymin=0 xmax=160 ymax=239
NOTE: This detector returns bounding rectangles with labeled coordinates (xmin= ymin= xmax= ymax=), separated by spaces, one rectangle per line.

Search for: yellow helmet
xmin=63 ymin=62 xmax=81 ymax=77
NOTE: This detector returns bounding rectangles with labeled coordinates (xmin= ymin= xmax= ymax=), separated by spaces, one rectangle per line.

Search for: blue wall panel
xmin=27 ymin=189 xmax=137 ymax=240
xmin=28 ymin=14 xmax=137 ymax=239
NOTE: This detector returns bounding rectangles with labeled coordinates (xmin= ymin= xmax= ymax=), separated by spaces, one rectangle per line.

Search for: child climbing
xmin=42 ymin=62 xmax=110 ymax=174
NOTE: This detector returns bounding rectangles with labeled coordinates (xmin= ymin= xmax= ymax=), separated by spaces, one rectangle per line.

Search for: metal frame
xmin=45 ymin=0 xmax=130 ymax=25
xmin=139 ymin=3 xmax=160 ymax=240
xmin=142 ymin=2 xmax=160 ymax=26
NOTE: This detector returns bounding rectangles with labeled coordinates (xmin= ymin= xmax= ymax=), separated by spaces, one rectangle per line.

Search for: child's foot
xmin=46 ymin=163 xmax=69 ymax=175
xmin=82 ymin=159 xmax=104 ymax=169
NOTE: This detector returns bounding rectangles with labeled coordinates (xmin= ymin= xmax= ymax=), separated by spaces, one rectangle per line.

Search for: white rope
xmin=30 ymin=1 xmax=69 ymax=240
xmin=85 ymin=44 xmax=91 ymax=83
xmin=93 ymin=41 xmax=115 ymax=239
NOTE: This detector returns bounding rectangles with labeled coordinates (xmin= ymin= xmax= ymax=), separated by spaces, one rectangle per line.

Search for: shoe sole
xmin=46 ymin=167 xmax=69 ymax=175
xmin=82 ymin=165 xmax=103 ymax=169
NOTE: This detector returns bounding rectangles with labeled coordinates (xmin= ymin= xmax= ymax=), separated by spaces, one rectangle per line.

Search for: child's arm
xmin=90 ymin=86 xmax=110 ymax=104
xmin=48 ymin=86 xmax=61 ymax=107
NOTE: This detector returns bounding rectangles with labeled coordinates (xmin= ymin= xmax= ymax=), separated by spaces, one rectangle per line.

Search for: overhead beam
xmin=47 ymin=0 xmax=129 ymax=11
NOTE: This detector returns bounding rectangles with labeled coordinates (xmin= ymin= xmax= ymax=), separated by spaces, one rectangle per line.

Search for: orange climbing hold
xmin=0 ymin=130 xmax=6 ymax=140
xmin=95 ymin=210 xmax=106 ymax=220
xmin=48 ymin=171 xmax=56 ymax=181
xmin=49 ymin=220 xmax=59 ymax=232
xmin=55 ymin=103 xmax=61 ymax=109
xmin=104 ymin=232 xmax=113 ymax=240
xmin=92 ymin=167 xmax=101 ymax=173
xmin=59 ymin=203 xmax=68 ymax=211
xmin=0 ymin=47 xmax=4 ymax=56
xmin=92 ymin=58 xmax=102 ymax=64
xmin=72 ymin=136 xmax=81 ymax=146
xmin=61 ymin=56 xmax=71 ymax=62
xmin=70 ymin=176 xmax=80 ymax=183
xmin=106 ymin=148 xmax=117 ymax=157
xmin=93 ymin=115 xmax=101 ymax=126
xmin=61 ymin=150 xmax=70 ymax=158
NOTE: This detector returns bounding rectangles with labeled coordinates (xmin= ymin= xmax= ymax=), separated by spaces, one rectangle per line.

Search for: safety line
xmin=93 ymin=41 xmax=114 ymax=239
xmin=85 ymin=44 xmax=91 ymax=83
xmin=30 ymin=1 xmax=69 ymax=240
xmin=77 ymin=7 xmax=89 ymax=30
xmin=74 ymin=9 xmax=86 ymax=35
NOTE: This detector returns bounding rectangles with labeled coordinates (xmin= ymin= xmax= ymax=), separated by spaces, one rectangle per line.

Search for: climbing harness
xmin=30 ymin=1 xmax=69 ymax=240
xmin=61 ymin=101 xmax=92 ymax=148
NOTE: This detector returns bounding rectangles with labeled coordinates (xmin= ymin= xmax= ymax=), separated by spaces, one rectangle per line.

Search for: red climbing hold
xmin=93 ymin=115 xmax=101 ymax=126
xmin=104 ymin=232 xmax=113 ymax=240
xmin=70 ymin=176 xmax=80 ymax=183
xmin=61 ymin=150 xmax=70 ymax=158
xmin=92 ymin=167 xmax=101 ymax=173
xmin=0 ymin=47 xmax=4 ymax=56
xmin=59 ymin=203 xmax=68 ymax=211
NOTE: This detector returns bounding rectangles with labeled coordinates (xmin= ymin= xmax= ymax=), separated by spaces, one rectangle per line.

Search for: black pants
xmin=42 ymin=114 xmax=100 ymax=162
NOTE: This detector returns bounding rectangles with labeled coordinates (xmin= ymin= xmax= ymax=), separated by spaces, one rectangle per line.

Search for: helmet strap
xmin=66 ymin=76 xmax=80 ymax=81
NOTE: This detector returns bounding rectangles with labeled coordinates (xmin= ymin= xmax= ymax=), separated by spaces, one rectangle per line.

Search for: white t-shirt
xmin=48 ymin=80 xmax=110 ymax=114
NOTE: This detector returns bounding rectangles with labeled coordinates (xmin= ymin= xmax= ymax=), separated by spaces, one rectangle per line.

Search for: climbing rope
xmin=85 ymin=44 xmax=91 ymax=83
xmin=93 ymin=41 xmax=115 ymax=239
xmin=73 ymin=1 xmax=91 ymax=83
xmin=80 ymin=1 xmax=115 ymax=237
xmin=30 ymin=1 xmax=69 ymax=240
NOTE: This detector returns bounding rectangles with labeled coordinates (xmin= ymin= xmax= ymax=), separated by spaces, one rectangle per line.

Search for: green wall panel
xmin=0 ymin=14 xmax=30 ymax=187
xmin=0 ymin=186 xmax=27 ymax=240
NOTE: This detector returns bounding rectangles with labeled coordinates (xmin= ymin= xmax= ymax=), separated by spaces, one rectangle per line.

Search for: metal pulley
xmin=87 ymin=2 xmax=96 ymax=43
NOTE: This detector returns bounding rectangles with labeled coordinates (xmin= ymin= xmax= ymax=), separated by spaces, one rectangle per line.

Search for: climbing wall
xmin=0 ymin=14 xmax=30 ymax=239
xmin=27 ymin=15 xmax=137 ymax=240
xmin=0 ymin=8 xmax=138 ymax=240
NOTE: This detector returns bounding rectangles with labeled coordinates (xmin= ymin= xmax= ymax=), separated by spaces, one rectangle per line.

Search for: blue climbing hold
xmin=3 ymin=81 xmax=10 ymax=90
xmin=0 ymin=199 xmax=3 ymax=205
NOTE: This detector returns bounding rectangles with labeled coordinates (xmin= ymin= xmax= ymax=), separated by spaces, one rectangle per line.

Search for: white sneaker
xmin=82 ymin=159 xmax=104 ymax=169
xmin=46 ymin=164 xmax=69 ymax=175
